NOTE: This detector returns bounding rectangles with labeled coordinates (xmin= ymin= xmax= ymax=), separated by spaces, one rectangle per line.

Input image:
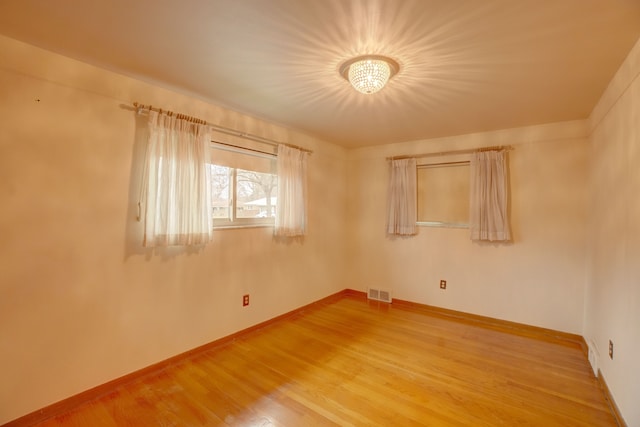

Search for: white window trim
xmin=417 ymin=221 xmax=469 ymax=229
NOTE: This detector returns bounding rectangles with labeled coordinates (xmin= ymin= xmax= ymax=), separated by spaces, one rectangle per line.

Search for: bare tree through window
xmin=209 ymin=162 xmax=277 ymax=225
xmin=236 ymin=169 xmax=277 ymax=218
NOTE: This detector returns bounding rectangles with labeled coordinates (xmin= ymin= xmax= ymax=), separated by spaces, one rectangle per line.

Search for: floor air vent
xmin=368 ymin=288 xmax=392 ymax=303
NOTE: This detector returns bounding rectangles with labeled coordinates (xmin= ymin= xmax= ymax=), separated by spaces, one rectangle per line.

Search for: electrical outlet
xmin=609 ymin=340 xmax=614 ymax=359
xmin=243 ymin=294 xmax=250 ymax=307
xmin=440 ymin=280 xmax=447 ymax=290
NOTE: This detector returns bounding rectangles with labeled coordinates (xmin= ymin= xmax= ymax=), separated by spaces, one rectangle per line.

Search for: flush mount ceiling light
xmin=339 ymin=55 xmax=400 ymax=94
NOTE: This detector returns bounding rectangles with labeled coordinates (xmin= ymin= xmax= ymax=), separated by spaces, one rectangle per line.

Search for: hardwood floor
xmin=29 ymin=295 xmax=615 ymax=426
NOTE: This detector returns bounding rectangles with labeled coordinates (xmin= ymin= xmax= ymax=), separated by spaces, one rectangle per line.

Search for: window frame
xmin=210 ymin=143 xmax=278 ymax=229
xmin=416 ymin=157 xmax=471 ymax=229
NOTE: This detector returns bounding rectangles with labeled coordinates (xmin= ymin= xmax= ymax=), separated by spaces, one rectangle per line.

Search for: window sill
xmin=213 ymin=224 xmax=274 ymax=230
xmin=417 ymin=221 xmax=469 ymax=229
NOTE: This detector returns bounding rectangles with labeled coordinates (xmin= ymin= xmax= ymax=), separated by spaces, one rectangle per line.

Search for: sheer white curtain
xmin=275 ymin=144 xmax=308 ymax=237
xmin=139 ymin=110 xmax=212 ymax=246
xmin=469 ymin=150 xmax=511 ymax=242
xmin=386 ymin=158 xmax=417 ymax=236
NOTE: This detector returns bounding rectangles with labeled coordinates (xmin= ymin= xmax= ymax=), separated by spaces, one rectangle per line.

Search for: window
xmin=210 ymin=142 xmax=277 ymax=228
xmin=416 ymin=160 xmax=470 ymax=228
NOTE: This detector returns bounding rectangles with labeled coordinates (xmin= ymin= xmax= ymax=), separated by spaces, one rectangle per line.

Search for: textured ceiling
xmin=0 ymin=0 xmax=639 ymax=148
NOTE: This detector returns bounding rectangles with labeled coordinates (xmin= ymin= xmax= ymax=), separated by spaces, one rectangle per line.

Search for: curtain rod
xmin=133 ymin=102 xmax=313 ymax=154
xmin=386 ymin=145 xmax=512 ymax=161
xmin=417 ymin=160 xmax=469 ymax=168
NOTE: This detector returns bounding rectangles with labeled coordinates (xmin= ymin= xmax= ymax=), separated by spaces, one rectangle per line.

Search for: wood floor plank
xmin=23 ymin=295 xmax=616 ymax=426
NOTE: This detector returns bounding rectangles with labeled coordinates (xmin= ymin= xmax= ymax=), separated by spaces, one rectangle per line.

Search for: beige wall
xmin=347 ymin=121 xmax=590 ymax=334
xmin=0 ymin=35 xmax=348 ymax=424
xmin=586 ymin=37 xmax=640 ymax=427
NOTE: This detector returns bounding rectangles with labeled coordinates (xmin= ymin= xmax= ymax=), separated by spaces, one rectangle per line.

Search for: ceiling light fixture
xmin=339 ymin=55 xmax=400 ymax=94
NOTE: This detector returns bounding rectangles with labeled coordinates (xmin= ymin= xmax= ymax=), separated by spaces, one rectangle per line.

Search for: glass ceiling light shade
xmin=340 ymin=55 xmax=400 ymax=94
